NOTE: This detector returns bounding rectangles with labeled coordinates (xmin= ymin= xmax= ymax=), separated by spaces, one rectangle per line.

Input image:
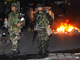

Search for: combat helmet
xmin=11 ymin=3 xmax=18 ymax=9
xmin=36 ymin=3 xmax=43 ymax=8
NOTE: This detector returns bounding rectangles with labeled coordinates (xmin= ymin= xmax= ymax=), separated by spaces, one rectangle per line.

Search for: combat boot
xmin=15 ymin=48 xmax=20 ymax=54
xmin=44 ymin=47 xmax=49 ymax=53
xmin=10 ymin=50 xmax=16 ymax=58
xmin=38 ymin=48 xmax=42 ymax=55
xmin=10 ymin=49 xmax=20 ymax=57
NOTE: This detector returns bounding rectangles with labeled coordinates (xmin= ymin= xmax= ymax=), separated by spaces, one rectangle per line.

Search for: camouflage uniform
xmin=8 ymin=3 xmax=25 ymax=52
xmin=34 ymin=11 xmax=53 ymax=49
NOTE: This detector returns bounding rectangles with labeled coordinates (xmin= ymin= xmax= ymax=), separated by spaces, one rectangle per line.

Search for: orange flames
xmin=54 ymin=19 xmax=80 ymax=33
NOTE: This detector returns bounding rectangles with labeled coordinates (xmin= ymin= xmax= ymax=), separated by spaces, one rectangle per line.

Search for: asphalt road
xmin=0 ymin=29 xmax=80 ymax=55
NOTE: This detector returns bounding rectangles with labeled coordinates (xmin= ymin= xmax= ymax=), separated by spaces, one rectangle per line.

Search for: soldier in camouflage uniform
xmin=5 ymin=3 xmax=25 ymax=56
xmin=34 ymin=3 xmax=53 ymax=54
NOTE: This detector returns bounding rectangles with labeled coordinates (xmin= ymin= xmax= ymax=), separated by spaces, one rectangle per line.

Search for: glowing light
xmin=44 ymin=3 xmax=46 ymax=5
xmin=32 ymin=3 xmax=34 ymax=5
xmin=51 ymin=3 xmax=53 ymax=5
xmin=68 ymin=3 xmax=70 ymax=5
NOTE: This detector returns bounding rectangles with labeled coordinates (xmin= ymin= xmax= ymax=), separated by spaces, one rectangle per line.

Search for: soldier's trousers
xmin=9 ymin=31 xmax=20 ymax=51
xmin=38 ymin=28 xmax=49 ymax=49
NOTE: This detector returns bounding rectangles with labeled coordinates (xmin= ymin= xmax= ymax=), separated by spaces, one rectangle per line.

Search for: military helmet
xmin=11 ymin=3 xmax=18 ymax=9
xmin=36 ymin=3 xmax=43 ymax=8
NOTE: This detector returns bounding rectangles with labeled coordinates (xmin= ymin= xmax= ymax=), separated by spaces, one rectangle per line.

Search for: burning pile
xmin=53 ymin=20 xmax=80 ymax=34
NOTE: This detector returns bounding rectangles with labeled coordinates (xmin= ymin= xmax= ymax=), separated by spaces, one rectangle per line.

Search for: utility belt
xmin=11 ymin=25 xmax=21 ymax=31
xmin=35 ymin=24 xmax=52 ymax=36
xmin=35 ymin=24 xmax=48 ymax=31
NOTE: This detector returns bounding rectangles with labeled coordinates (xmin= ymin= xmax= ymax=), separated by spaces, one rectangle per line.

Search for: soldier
xmin=34 ymin=3 xmax=53 ymax=54
xmin=5 ymin=3 xmax=25 ymax=56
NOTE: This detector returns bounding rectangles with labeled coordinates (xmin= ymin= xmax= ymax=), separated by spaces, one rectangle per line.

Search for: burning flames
xmin=53 ymin=19 xmax=80 ymax=33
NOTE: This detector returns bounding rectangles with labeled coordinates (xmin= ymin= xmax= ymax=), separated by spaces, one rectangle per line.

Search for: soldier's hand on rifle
xmin=17 ymin=22 xmax=23 ymax=27
xmin=46 ymin=25 xmax=50 ymax=29
xmin=4 ymin=18 xmax=7 ymax=22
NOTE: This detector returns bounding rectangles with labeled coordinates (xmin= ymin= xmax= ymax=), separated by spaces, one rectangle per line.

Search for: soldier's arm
xmin=49 ymin=15 xmax=53 ymax=26
xmin=47 ymin=13 xmax=53 ymax=26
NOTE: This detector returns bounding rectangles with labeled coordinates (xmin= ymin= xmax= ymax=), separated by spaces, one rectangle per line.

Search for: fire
xmin=55 ymin=20 xmax=80 ymax=33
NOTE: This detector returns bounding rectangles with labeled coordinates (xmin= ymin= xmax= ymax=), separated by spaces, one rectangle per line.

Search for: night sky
xmin=19 ymin=0 xmax=80 ymax=7
xmin=0 ymin=0 xmax=80 ymax=7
